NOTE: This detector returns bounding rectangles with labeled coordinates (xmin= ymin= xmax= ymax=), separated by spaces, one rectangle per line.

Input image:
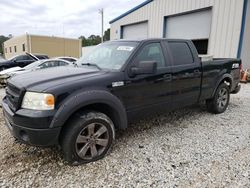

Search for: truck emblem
xmin=112 ymin=81 xmax=124 ymax=87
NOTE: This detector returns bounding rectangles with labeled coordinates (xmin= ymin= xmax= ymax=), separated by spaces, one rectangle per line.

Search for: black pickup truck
xmin=2 ymin=39 xmax=241 ymax=165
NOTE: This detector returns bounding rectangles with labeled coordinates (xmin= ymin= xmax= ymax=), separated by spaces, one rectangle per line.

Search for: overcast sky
xmin=0 ymin=0 xmax=145 ymax=38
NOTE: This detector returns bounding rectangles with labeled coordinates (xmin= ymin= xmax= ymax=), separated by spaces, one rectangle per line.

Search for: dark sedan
xmin=0 ymin=53 xmax=48 ymax=71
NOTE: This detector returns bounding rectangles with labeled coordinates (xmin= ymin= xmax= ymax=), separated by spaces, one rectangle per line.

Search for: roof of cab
xmin=106 ymin=38 xmax=191 ymax=43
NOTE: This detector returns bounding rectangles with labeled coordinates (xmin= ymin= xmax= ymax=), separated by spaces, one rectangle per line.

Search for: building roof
xmin=109 ymin=0 xmax=153 ymax=24
xmin=4 ymin=34 xmax=80 ymax=44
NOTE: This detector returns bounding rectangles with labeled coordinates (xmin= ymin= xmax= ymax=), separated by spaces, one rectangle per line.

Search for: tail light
xmin=240 ymin=63 xmax=242 ymax=71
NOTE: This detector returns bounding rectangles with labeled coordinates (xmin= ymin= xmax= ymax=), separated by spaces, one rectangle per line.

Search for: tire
xmin=60 ymin=111 xmax=115 ymax=165
xmin=206 ymin=83 xmax=230 ymax=114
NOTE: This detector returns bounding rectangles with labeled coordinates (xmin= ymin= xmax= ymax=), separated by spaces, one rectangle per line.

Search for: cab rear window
xmin=168 ymin=42 xmax=194 ymax=66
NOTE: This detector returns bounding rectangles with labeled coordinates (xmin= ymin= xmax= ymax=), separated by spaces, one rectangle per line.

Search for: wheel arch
xmin=50 ymin=90 xmax=128 ymax=130
xmin=212 ymin=74 xmax=233 ymax=97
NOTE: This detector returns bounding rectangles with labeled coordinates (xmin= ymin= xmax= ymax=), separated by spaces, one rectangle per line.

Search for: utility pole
xmin=99 ymin=8 xmax=104 ymax=43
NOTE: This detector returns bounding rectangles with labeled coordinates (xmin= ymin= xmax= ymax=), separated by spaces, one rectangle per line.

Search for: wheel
xmin=206 ymin=83 xmax=230 ymax=114
xmin=60 ymin=111 xmax=115 ymax=165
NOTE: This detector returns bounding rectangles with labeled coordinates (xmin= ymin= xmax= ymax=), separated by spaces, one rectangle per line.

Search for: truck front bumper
xmin=2 ymin=98 xmax=61 ymax=146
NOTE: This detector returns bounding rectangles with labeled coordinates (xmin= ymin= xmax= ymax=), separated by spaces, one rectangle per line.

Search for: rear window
xmin=168 ymin=42 xmax=193 ymax=66
xmin=60 ymin=58 xmax=76 ymax=62
xmin=36 ymin=55 xmax=49 ymax=60
xmin=15 ymin=55 xmax=33 ymax=61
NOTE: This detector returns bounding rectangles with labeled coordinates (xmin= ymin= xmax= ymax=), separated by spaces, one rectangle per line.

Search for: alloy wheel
xmin=217 ymin=88 xmax=228 ymax=109
xmin=75 ymin=123 xmax=109 ymax=160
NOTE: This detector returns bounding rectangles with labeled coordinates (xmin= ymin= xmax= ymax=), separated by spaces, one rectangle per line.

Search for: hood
xmin=8 ymin=66 xmax=105 ymax=92
xmin=0 ymin=67 xmax=23 ymax=75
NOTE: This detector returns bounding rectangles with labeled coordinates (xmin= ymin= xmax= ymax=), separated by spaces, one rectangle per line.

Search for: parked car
xmin=2 ymin=39 xmax=241 ymax=165
xmin=0 ymin=58 xmax=74 ymax=85
xmin=0 ymin=53 xmax=49 ymax=71
xmin=55 ymin=56 xmax=78 ymax=62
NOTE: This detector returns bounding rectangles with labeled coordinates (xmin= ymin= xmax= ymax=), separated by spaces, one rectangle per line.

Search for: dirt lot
xmin=0 ymin=84 xmax=250 ymax=187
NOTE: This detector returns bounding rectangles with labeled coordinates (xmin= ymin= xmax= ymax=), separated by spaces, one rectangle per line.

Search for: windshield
xmin=24 ymin=60 xmax=44 ymax=69
xmin=77 ymin=42 xmax=138 ymax=70
xmin=8 ymin=55 xmax=18 ymax=61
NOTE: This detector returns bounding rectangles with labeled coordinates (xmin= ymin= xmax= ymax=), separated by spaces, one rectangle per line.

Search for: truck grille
xmin=5 ymin=83 xmax=23 ymax=111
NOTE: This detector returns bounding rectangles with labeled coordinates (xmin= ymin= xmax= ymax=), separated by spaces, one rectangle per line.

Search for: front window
xmin=135 ymin=43 xmax=165 ymax=68
xmin=77 ymin=42 xmax=138 ymax=70
xmin=39 ymin=60 xmax=60 ymax=69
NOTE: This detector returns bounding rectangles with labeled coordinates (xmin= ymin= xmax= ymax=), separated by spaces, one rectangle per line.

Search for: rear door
xmin=164 ymin=40 xmax=202 ymax=108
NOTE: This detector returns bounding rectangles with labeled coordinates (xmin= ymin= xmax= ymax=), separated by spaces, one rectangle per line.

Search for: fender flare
xmin=50 ymin=90 xmax=128 ymax=130
xmin=212 ymin=73 xmax=233 ymax=97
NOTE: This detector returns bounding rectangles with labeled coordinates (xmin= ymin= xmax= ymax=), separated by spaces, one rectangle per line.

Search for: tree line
xmin=0 ymin=35 xmax=10 ymax=55
xmin=79 ymin=28 xmax=110 ymax=47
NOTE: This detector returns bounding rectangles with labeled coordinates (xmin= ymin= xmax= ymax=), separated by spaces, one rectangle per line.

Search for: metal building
xmin=3 ymin=34 xmax=82 ymax=59
xmin=110 ymin=0 xmax=250 ymax=69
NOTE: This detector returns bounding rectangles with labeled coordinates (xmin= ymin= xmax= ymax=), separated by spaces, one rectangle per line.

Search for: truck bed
xmin=200 ymin=58 xmax=241 ymax=100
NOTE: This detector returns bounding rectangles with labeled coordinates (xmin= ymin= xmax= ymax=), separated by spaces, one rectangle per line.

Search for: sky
xmin=0 ymin=0 xmax=145 ymax=38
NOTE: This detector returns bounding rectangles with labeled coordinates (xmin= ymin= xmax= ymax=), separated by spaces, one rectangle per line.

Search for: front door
xmin=121 ymin=41 xmax=173 ymax=119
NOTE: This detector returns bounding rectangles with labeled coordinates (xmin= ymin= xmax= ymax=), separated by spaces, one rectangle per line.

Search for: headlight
xmin=21 ymin=92 xmax=55 ymax=110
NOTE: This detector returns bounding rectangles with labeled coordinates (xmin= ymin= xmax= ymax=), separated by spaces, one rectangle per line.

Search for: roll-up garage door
xmin=165 ymin=9 xmax=212 ymax=40
xmin=122 ymin=22 xmax=148 ymax=39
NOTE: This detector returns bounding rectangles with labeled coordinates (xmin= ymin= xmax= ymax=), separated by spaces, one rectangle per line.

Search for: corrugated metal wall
xmin=30 ymin=35 xmax=82 ymax=58
xmin=110 ymin=0 xmax=244 ymax=58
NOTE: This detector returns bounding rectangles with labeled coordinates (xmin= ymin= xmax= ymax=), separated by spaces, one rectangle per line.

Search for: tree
xmin=0 ymin=35 xmax=10 ymax=55
xmin=79 ymin=28 xmax=110 ymax=47
xmin=103 ymin=28 xmax=110 ymax=42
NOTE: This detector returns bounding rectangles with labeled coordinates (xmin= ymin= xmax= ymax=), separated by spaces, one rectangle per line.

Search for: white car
xmin=0 ymin=58 xmax=75 ymax=85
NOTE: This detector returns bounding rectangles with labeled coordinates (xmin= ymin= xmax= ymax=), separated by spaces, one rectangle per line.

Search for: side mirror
xmin=130 ymin=61 xmax=157 ymax=77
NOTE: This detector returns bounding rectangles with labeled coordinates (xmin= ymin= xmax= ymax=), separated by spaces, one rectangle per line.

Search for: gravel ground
xmin=0 ymin=84 xmax=250 ymax=187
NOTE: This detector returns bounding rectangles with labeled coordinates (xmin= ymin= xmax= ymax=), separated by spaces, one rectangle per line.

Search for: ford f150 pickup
xmin=2 ymin=39 xmax=241 ymax=165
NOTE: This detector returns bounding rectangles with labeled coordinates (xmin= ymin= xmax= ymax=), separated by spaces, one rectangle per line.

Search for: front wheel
xmin=206 ymin=83 xmax=230 ymax=114
xmin=60 ymin=111 xmax=115 ymax=165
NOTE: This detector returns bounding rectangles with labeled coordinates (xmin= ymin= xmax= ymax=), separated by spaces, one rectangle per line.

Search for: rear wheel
xmin=60 ymin=111 xmax=115 ymax=165
xmin=206 ymin=83 xmax=230 ymax=114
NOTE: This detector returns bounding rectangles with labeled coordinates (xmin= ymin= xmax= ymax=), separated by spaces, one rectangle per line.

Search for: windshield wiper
xmin=81 ymin=63 xmax=101 ymax=70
